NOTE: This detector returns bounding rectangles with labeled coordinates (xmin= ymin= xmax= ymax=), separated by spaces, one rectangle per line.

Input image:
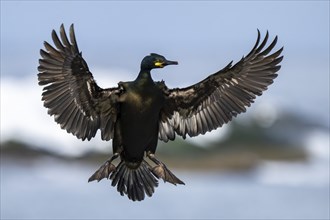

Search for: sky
xmin=0 ymin=1 xmax=329 ymax=154
xmin=1 ymin=1 xmax=329 ymax=80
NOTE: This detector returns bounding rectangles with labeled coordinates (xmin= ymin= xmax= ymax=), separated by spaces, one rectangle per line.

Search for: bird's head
xmin=141 ymin=53 xmax=178 ymax=70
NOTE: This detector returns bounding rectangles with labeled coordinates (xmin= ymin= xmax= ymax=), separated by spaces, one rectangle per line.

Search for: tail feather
xmin=110 ymin=160 xmax=158 ymax=201
xmin=136 ymin=164 xmax=156 ymax=197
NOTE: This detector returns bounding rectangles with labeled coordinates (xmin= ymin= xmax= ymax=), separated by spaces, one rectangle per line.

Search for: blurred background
xmin=1 ymin=1 xmax=329 ymax=219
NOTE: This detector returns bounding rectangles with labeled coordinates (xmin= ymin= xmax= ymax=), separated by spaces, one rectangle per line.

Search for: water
xmin=1 ymin=155 xmax=329 ymax=220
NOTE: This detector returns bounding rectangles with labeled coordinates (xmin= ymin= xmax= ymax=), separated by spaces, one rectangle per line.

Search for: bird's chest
xmin=121 ymin=84 xmax=164 ymax=116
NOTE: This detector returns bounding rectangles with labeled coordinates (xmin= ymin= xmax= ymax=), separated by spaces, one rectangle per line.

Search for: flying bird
xmin=38 ymin=24 xmax=283 ymax=201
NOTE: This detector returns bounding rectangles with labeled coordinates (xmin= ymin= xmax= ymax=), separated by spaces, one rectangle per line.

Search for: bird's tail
xmin=110 ymin=159 xmax=159 ymax=201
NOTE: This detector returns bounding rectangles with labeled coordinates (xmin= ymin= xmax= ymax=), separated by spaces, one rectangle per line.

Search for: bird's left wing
xmin=158 ymin=31 xmax=283 ymax=142
xmin=38 ymin=24 xmax=120 ymax=141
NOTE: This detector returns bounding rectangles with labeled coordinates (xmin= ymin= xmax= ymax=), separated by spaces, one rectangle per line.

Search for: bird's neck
xmin=136 ymin=69 xmax=153 ymax=83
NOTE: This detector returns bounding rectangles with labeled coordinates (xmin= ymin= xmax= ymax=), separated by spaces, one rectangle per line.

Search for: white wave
xmin=304 ymin=129 xmax=330 ymax=160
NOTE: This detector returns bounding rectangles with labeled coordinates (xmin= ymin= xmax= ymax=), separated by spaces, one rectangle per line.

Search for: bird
xmin=37 ymin=24 xmax=283 ymax=201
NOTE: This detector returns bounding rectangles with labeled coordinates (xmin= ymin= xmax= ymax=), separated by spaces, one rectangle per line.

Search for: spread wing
xmin=38 ymin=24 xmax=120 ymax=141
xmin=158 ymin=30 xmax=283 ymax=142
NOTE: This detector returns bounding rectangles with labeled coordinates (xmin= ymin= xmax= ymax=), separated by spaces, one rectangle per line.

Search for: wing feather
xmin=158 ymin=31 xmax=283 ymax=141
xmin=38 ymin=24 xmax=120 ymax=141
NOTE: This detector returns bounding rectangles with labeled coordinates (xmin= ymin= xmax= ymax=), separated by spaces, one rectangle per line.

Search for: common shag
xmin=38 ymin=24 xmax=283 ymax=201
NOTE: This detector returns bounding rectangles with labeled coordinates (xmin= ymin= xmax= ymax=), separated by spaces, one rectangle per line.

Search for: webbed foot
xmin=147 ymin=152 xmax=185 ymax=185
xmin=88 ymin=153 xmax=119 ymax=182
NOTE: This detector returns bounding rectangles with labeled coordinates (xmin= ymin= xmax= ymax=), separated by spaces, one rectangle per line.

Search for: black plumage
xmin=38 ymin=24 xmax=283 ymax=201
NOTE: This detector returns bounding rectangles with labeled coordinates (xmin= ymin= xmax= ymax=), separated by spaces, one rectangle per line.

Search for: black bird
xmin=38 ymin=24 xmax=283 ymax=201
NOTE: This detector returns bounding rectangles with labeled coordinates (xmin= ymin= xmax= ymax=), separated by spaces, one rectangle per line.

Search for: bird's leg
xmin=147 ymin=151 xmax=185 ymax=185
xmin=88 ymin=153 xmax=119 ymax=182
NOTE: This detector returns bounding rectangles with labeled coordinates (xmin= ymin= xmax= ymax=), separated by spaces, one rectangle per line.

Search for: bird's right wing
xmin=38 ymin=24 xmax=121 ymax=141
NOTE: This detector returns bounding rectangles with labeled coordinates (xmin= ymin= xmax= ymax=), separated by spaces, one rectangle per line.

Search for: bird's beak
xmin=164 ymin=60 xmax=178 ymax=66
